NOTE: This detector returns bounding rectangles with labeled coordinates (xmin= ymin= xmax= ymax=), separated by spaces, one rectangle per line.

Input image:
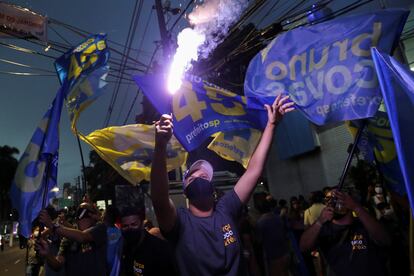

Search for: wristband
xmin=315 ymin=220 xmax=323 ymax=227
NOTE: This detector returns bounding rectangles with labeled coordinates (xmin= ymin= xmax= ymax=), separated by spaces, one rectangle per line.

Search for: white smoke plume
xmin=189 ymin=0 xmax=248 ymax=58
xmin=167 ymin=0 xmax=248 ymax=93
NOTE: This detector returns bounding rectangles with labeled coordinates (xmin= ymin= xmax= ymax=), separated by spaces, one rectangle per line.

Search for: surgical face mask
xmin=184 ymin=177 xmax=214 ymax=201
xmin=375 ymin=187 xmax=383 ymax=194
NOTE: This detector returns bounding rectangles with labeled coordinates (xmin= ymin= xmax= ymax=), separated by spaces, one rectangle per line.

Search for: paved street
xmin=0 ymin=244 xmax=27 ymax=275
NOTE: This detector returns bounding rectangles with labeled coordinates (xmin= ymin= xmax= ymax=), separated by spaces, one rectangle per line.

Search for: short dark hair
xmin=119 ymin=205 xmax=145 ymax=220
xmin=311 ymin=191 xmax=324 ymax=204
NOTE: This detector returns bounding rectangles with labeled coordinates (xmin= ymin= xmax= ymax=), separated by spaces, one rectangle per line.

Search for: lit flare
xmin=167 ymin=28 xmax=205 ymax=94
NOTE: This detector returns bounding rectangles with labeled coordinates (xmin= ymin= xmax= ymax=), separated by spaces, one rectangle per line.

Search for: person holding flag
xmin=151 ymin=95 xmax=294 ymax=276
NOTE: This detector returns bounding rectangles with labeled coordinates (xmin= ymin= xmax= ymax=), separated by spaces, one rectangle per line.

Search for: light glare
xmin=167 ymin=28 xmax=205 ymax=94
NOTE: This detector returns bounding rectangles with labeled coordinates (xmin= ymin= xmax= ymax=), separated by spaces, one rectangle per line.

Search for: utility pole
xmin=154 ymin=0 xmax=170 ymax=59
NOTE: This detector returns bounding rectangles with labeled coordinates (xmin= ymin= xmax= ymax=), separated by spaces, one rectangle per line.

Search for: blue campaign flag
xmin=55 ymin=33 xmax=110 ymax=96
xmin=245 ymin=9 xmax=409 ymax=125
xmin=10 ymin=88 xmax=65 ymax=238
xmin=371 ymin=47 xmax=414 ymax=213
xmin=347 ymin=111 xmax=406 ymax=195
xmin=134 ymin=74 xmax=267 ymax=151
xmin=66 ymin=66 xmax=109 ymax=131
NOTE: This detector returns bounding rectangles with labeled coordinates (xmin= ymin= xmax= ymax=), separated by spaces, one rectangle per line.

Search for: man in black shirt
xmin=300 ymin=190 xmax=391 ymax=276
xmin=119 ymin=206 xmax=177 ymax=276
xmin=37 ymin=202 xmax=107 ymax=275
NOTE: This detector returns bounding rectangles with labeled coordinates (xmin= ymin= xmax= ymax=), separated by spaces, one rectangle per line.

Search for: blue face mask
xmin=184 ymin=177 xmax=214 ymax=201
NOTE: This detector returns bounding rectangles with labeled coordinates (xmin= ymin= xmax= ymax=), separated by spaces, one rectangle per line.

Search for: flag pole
xmin=41 ymin=155 xmax=53 ymax=209
xmin=37 ymin=155 xmax=53 ymax=247
xmin=337 ymin=122 xmax=366 ymax=190
xmin=75 ymin=132 xmax=88 ymax=196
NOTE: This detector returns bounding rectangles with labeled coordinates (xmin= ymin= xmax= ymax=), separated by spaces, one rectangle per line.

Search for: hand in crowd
xmin=39 ymin=209 xmax=53 ymax=229
xmin=155 ymin=114 xmax=173 ymax=146
xmin=264 ymin=94 xmax=295 ymax=126
xmin=35 ymin=238 xmax=50 ymax=257
xmin=318 ymin=206 xmax=334 ymax=224
xmin=332 ymin=190 xmax=360 ymax=211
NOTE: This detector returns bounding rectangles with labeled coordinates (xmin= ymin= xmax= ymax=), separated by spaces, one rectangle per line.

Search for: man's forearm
xmin=55 ymin=226 xmax=92 ymax=243
xmin=150 ymin=142 xmax=176 ymax=232
xmin=235 ymin=123 xmax=276 ymax=203
xmin=248 ymin=123 xmax=275 ymax=175
xmin=300 ymin=221 xmax=322 ymax=251
xmin=151 ymin=143 xmax=170 ymax=206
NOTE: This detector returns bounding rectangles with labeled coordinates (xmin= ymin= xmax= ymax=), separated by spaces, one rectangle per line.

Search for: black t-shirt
xmin=121 ymin=231 xmax=177 ymax=276
xmin=164 ymin=189 xmax=245 ymax=276
xmin=318 ymin=219 xmax=388 ymax=276
xmin=256 ymin=212 xmax=289 ymax=260
xmin=58 ymin=223 xmax=107 ymax=276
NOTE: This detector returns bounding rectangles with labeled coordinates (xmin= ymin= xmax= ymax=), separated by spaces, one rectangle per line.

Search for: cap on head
xmin=183 ymin=160 xmax=213 ymax=187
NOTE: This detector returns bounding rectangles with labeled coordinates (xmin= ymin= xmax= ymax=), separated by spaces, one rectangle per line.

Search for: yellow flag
xmin=79 ymin=124 xmax=187 ymax=185
xmin=208 ymin=128 xmax=261 ymax=168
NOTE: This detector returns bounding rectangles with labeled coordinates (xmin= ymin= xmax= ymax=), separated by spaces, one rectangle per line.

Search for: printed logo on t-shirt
xmin=351 ymin=233 xmax=367 ymax=251
xmin=133 ymin=260 xmax=144 ymax=276
xmin=222 ymin=224 xmax=236 ymax=246
xmin=80 ymin=242 xmax=93 ymax=253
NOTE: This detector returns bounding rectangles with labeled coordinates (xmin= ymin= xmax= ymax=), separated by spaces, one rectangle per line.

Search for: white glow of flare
xmin=167 ymin=28 xmax=205 ymax=94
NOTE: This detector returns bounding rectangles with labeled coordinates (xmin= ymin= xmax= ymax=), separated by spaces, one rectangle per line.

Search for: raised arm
xmin=300 ymin=206 xmax=334 ymax=251
xmin=234 ymin=95 xmax=294 ymax=204
xmin=39 ymin=210 xmax=95 ymax=243
xmin=151 ymin=114 xmax=177 ymax=233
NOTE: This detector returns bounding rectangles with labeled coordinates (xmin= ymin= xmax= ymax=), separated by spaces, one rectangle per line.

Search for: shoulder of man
xmin=87 ymin=222 xmax=107 ymax=245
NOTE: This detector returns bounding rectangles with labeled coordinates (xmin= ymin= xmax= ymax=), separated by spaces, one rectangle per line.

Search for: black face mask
xmin=122 ymin=228 xmax=142 ymax=245
xmin=184 ymin=177 xmax=214 ymax=200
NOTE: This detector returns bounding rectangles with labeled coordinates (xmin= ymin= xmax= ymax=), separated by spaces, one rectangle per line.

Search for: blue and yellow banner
xmin=134 ymin=74 xmax=267 ymax=152
xmin=208 ymin=129 xmax=262 ymax=168
xmin=372 ymin=48 xmax=414 ymax=213
xmin=10 ymin=88 xmax=65 ymax=238
xmin=79 ymin=124 xmax=187 ymax=185
xmin=245 ymin=9 xmax=409 ymax=125
xmin=54 ymin=34 xmax=110 ymax=131
xmin=55 ymin=33 xmax=109 ymax=94
xmin=65 ymin=66 xmax=109 ymax=131
xmin=348 ymin=110 xmax=405 ymax=196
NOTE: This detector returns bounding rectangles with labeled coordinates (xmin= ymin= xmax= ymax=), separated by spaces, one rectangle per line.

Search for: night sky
xmin=1 ymin=0 xmax=412 ymax=188
xmin=0 ymin=0 xmax=189 ymax=186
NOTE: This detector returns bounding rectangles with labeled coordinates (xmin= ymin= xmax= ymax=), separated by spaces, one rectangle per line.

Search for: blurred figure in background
xmin=304 ymin=191 xmax=326 ymax=228
xmin=104 ymin=205 xmax=122 ymax=276
xmin=255 ymin=193 xmax=290 ymax=276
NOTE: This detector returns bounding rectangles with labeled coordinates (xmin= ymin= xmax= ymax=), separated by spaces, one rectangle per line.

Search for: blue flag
xmin=347 ymin=111 xmax=406 ymax=195
xmin=65 ymin=66 xmax=109 ymax=132
xmin=10 ymin=88 xmax=65 ymax=238
xmin=371 ymin=47 xmax=414 ymax=213
xmin=245 ymin=9 xmax=408 ymax=125
xmin=55 ymin=33 xmax=110 ymax=96
xmin=134 ymin=74 xmax=267 ymax=151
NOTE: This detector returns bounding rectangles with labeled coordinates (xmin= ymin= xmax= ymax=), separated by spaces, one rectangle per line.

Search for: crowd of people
xmin=25 ymin=96 xmax=410 ymax=276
